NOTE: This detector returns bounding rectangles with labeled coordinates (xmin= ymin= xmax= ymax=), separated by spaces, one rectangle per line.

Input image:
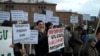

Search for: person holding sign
xmin=1 ymin=20 xmax=26 ymax=56
xmin=95 ymin=27 xmax=100 ymax=56
xmin=34 ymin=20 xmax=48 ymax=56
xmin=63 ymin=26 xmax=73 ymax=56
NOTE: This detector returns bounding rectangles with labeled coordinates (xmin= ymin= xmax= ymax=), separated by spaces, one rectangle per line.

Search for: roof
xmin=56 ymin=10 xmax=73 ymax=13
xmin=0 ymin=1 xmax=57 ymax=5
xmin=37 ymin=1 xmax=57 ymax=5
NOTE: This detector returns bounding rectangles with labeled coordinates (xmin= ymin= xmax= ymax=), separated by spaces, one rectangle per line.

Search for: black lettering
xmin=50 ymin=43 xmax=63 ymax=50
xmin=7 ymin=53 xmax=11 ymax=56
xmin=3 ymin=30 xmax=8 ymax=40
xmin=0 ymin=53 xmax=11 ymax=56
xmin=20 ymin=34 xmax=25 ymax=37
xmin=0 ymin=31 xmax=2 ymax=40
xmin=57 ymin=34 xmax=64 ymax=38
xmin=1 ymin=54 xmax=4 ymax=56
xmin=0 ymin=30 xmax=8 ymax=40
xmin=51 ymin=35 xmax=56 ymax=39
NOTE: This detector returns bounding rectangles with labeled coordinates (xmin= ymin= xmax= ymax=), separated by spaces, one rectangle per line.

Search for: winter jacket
xmin=64 ymin=30 xmax=73 ymax=53
xmin=80 ymin=46 xmax=98 ymax=56
xmin=34 ymin=31 xmax=48 ymax=56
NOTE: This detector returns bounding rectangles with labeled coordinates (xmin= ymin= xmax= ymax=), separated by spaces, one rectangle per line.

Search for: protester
xmin=63 ymin=26 xmax=73 ymax=56
xmin=34 ymin=20 xmax=48 ymax=56
xmin=45 ymin=22 xmax=62 ymax=56
xmin=81 ymin=30 xmax=87 ymax=44
xmin=45 ymin=22 xmax=53 ymax=32
xmin=83 ymin=28 xmax=96 ymax=43
xmin=79 ymin=38 xmax=98 ymax=56
xmin=1 ymin=20 xmax=26 ymax=56
xmin=70 ymin=26 xmax=83 ymax=56
xmin=96 ymin=27 xmax=100 ymax=56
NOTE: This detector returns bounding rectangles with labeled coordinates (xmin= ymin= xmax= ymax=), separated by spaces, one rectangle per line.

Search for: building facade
xmin=0 ymin=1 xmax=89 ymax=26
xmin=0 ymin=1 xmax=56 ymax=26
xmin=56 ymin=11 xmax=83 ymax=25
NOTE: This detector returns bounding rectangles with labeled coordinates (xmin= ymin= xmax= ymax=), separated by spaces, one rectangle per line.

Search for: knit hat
xmin=45 ymin=22 xmax=53 ymax=28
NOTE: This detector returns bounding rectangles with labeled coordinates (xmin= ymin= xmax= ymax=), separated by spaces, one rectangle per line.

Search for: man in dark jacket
xmin=34 ymin=20 xmax=48 ymax=56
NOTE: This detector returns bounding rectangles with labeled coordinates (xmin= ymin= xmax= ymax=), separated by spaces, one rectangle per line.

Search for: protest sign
xmin=34 ymin=13 xmax=46 ymax=22
xmin=24 ymin=30 xmax=38 ymax=44
xmin=48 ymin=28 xmax=64 ymax=53
xmin=24 ymin=12 xmax=28 ymax=21
xmin=45 ymin=10 xmax=53 ymax=22
xmin=82 ymin=14 xmax=91 ymax=20
xmin=11 ymin=10 xmax=28 ymax=21
xmin=0 ymin=11 xmax=10 ymax=23
xmin=13 ymin=24 xmax=30 ymax=43
xmin=47 ymin=16 xmax=59 ymax=25
xmin=0 ymin=26 xmax=14 ymax=56
xmin=70 ymin=16 xmax=78 ymax=23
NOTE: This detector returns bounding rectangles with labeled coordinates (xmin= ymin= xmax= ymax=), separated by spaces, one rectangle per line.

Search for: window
xmin=38 ymin=6 xmax=46 ymax=10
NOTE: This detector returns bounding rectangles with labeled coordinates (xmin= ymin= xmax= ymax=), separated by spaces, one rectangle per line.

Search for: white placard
xmin=34 ymin=13 xmax=46 ymax=22
xmin=46 ymin=10 xmax=53 ymax=23
xmin=47 ymin=17 xmax=59 ymax=25
xmin=11 ymin=10 xmax=28 ymax=21
xmin=0 ymin=11 xmax=10 ymax=23
xmin=48 ymin=28 xmax=64 ymax=53
xmin=13 ymin=24 xmax=30 ymax=43
xmin=83 ymin=14 xmax=91 ymax=20
xmin=24 ymin=12 xmax=28 ymax=21
xmin=24 ymin=30 xmax=38 ymax=44
xmin=98 ymin=10 xmax=100 ymax=18
xmin=0 ymin=26 xmax=14 ymax=56
xmin=70 ymin=16 xmax=78 ymax=23
xmin=83 ymin=25 xmax=87 ymax=30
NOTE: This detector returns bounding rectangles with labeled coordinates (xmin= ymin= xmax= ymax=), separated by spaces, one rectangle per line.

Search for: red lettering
xmin=48 ymin=30 xmax=53 ymax=35
xmin=49 ymin=38 xmax=64 ymax=46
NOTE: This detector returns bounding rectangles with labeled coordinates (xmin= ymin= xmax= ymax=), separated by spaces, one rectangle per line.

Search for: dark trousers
xmin=73 ymin=53 xmax=78 ymax=56
xmin=46 ymin=52 xmax=61 ymax=56
xmin=63 ymin=53 xmax=72 ymax=56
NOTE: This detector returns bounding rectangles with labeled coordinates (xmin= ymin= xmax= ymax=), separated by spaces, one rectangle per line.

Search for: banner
xmin=0 ymin=11 xmax=10 ymax=23
xmin=24 ymin=30 xmax=38 ymax=44
xmin=48 ymin=28 xmax=64 ymax=53
xmin=0 ymin=26 xmax=14 ymax=56
xmin=13 ymin=24 xmax=30 ymax=43
xmin=70 ymin=16 xmax=78 ymax=23
xmin=34 ymin=13 xmax=46 ymax=22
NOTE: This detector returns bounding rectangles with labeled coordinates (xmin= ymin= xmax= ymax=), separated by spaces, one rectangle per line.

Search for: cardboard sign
xmin=34 ymin=13 xmax=46 ymax=22
xmin=70 ymin=16 xmax=78 ymax=23
xmin=0 ymin=26 xmax=14 ymax=56
xmin=24 ymin=30 xmax=38 ymax=44
xmin=0 ymin=11 xmax=10 ymax=23
xmin=48 ymin=28 xmax=64 ymax=53
xmin=13 ymin=24 xmax=30 ymax=43
xmin=11 ymin=10 xmax=28 ymax=21
xmin=83 ymin=14 xmax=91 ymax=20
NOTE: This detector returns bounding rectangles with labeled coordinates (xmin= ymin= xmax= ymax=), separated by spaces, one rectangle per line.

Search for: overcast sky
xmin=44 ymin=0 xmax=100 ymax=16
xmin=0 ymin=0 xmax=100 ymax=16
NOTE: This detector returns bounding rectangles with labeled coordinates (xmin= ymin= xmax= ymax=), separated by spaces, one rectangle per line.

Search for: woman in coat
xmin=79 ymin=38 xmax=98 ymax=56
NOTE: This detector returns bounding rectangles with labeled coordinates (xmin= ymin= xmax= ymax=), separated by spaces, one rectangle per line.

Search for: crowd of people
xmin=1 ymin=20 xmax=100 ymax=56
